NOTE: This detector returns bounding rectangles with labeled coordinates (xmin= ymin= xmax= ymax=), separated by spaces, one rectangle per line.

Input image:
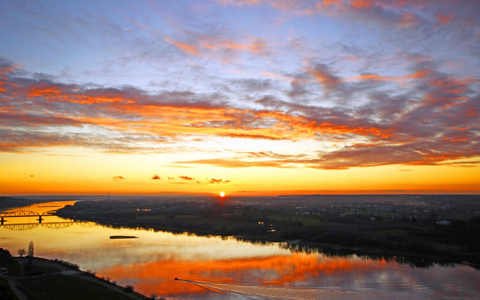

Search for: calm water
xmin=1 ymin=201 xmax=479 ymax=299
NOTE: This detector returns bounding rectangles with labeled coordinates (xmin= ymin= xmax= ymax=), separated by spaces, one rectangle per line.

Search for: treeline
xmin=0 ymin=196 xmax=33 ymax=211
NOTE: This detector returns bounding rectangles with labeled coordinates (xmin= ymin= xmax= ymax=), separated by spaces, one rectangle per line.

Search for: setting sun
xmin=219 ymin=192 xmax=225 ymax=197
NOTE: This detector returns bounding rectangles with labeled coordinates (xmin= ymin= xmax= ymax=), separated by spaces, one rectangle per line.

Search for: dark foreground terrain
xmin=0 ymin=248 xmax=152 ymax=300
xmin=56 ymin=194 xmax=480 ymax=267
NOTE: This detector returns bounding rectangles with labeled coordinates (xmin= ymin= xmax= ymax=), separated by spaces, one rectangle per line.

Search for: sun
xmin=219 ymin=192 xmax=225 ymax=197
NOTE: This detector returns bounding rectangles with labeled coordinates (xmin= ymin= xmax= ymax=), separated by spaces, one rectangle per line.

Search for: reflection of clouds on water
xmin=97 ymin=249 xmax=480 ymax=299
xmin=97 ymin=253 xmax=389 ymax=297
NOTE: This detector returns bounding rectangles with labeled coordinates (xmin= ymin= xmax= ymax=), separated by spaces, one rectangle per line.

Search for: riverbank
xmin=0 ymin=249 xmax=155 ymax=300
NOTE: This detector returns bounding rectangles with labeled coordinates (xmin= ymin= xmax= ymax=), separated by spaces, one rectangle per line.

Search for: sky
xmin=0 ymin=0 xmax=479 ymax=196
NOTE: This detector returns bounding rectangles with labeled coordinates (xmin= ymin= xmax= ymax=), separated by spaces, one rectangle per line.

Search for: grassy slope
xmin=18 ymin=273 xmax=145 ymax=300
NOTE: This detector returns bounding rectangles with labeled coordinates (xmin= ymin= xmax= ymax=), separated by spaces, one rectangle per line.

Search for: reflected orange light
xmin=98 ymin=253 xmax=387 ymax=296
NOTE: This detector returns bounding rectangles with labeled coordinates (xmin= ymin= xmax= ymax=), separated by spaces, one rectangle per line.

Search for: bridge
xmin=0 ymin=210 xmax=57 ymax=225
xmin=0 ymin=220 xmax=91 ymax=231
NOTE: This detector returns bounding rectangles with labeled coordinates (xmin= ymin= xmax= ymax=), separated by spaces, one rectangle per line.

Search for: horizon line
xmin=3 ymin=190 xmax=480 ymax=198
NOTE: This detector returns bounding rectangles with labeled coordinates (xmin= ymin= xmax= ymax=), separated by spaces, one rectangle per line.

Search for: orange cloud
xmin=204 ymin=39 xmax=268 ymax=54
xmin=350 ymin=0 xmax=374 ymax=9
xmin=163 ymin=34 xmax=271 ymax=62
xmin=306 ymin=63 xmax=340 ymax=92
xmin=324 ymin=0 xmax=341 ymax=6
xmin=343 ymin=69 xmax=432 ymax=83
xmin=427 ymin=76 xmax=476 ymax=94
xmin=163 ymin=37 xmax=201 ymax=57
xmin=173 ymin=158 xmax=292 ymax=168
xmin=436 ymin=13 xmax=453 ymax=25
xmin=398 ymin=12 xmax=421 ymax=28
xmin=0 ymin=66 xmax=19 ymax=94
xmin=207 ymin=178 xmax=231 ymax=184
xmin=344 ymin=74 xmax=398 ymax=82
xmin=22 ymin=82 xmax=136 ymax=104
xmin=405 ymin=69 xmax=432 ymax=79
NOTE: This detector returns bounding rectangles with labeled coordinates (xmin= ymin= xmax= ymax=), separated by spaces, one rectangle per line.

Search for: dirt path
xmin=0 ymin=273 xmax=28 ymax=300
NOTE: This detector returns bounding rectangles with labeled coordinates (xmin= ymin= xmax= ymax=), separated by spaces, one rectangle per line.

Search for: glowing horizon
xmin=0 ymin=0 xmax=479 ymax=196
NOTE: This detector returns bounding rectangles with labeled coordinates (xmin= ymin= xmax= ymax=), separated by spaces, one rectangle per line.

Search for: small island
xmin=110 ymin=235 xmax=138 ymax=239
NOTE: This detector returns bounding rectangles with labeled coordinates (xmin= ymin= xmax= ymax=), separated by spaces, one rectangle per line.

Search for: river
xmin=1 ymin=201 xmax=479 ymax=299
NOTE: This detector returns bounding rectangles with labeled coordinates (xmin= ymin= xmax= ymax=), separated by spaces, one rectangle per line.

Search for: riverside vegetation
xmin=56 ymin=194 xmax=480 ymax=267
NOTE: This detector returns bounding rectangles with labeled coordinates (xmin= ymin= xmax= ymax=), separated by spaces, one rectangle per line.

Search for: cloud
xmin=113 ymin=176 xmax=125 ymax=181
xmin=219 ymin=0 xmax=478 ymax=48
xmin=178 ymin=176 xmax=195 ymax=181
xmin=207 ymin=178 xmax=231 ymax=184
xmin=163 ymin=37 xmax=202 ymax=57
xmin=436 ymin=13 xmax=453 ymax=25
xmin=173 ymin=157 xmax=298 ymax=168
xmin=342 ymin=70 xmax=431 ymax=83
xmin=397 ymin=13 xmax=421 ymax=28
xmin=305 ymin=63 xmax=341 ymax=93
xmin=1 ymin=52 xmax=479 ymax=169
xmin=159 ymin=25 xmax=273 ymax=64
xmin=152 ymin=174 xmax=161 ymax=180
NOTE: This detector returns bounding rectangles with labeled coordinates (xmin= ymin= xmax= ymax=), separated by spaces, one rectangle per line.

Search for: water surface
xmin=1 ymin=201 xmax=479 ymax=299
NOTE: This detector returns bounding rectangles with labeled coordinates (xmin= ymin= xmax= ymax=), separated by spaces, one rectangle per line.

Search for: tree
xmin=27 ymin=241 xmax=34 ymax=257
xmin=125 ymin=285 xmax=134 ymax=293
xmin=27 ymin=241 xmax=34 ymax=269
xmin=18 ymin=249 xmax=26 ymax=257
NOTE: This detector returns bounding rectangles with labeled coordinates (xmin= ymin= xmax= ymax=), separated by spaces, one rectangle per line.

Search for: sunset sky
xmin=1 ymin=0 xmax=479 ymax=195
